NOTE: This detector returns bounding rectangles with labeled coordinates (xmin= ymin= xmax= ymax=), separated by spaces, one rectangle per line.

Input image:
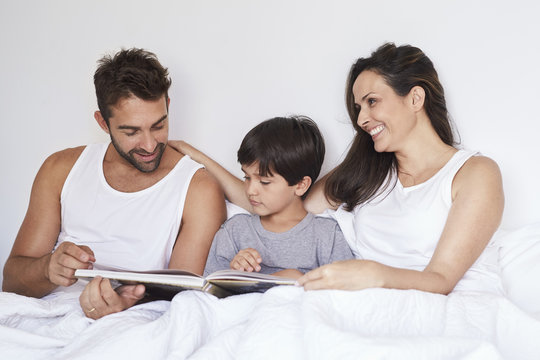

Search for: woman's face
xmin=352 ymin=70 xmax=416 ymax=153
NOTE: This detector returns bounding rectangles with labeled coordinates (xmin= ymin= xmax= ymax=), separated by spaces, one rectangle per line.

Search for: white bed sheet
xmin=1 ymin=280 xmax=539 ymax=359
xmin=2 ymin=205 xmax=539 ymax=359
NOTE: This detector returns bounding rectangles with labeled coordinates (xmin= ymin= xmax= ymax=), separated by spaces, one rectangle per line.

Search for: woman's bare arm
xmin=168 ymin=140 xmax=251 ymax=211
xmin=298 ymin=156 xmax=504 ymax=295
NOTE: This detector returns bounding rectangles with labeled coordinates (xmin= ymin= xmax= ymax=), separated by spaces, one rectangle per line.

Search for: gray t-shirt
xmin=204 ymin=213 xmax=354 ymax=276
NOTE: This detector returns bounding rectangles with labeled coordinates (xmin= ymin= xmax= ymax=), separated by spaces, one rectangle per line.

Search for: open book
xmin=74 ymin=264 xmax=296 ymax=299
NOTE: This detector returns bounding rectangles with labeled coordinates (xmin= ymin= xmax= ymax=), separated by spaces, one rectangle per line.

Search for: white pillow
xmin=496 ymin=222 xmax=540 ymax=315
xmin=225 ymin=200 xmax=249 ymax=219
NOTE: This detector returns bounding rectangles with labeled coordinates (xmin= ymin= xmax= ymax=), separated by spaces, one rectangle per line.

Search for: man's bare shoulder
xmin=39 ymin=146 xmax=87 ymax=183
xmin=183 ymin=167 xmax=226 ymax=224
xmin=186 ymin=168 xmax=225 ymax=209
xmin=190 ymin=167 xmax=222 ymax=192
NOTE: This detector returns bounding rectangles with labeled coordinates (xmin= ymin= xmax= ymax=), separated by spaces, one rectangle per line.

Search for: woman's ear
xmin=409 ymin=86 xmax=425 ymax=111
xmin=94 ymin=111 xmax=110 ymax=134
xmin=295 ymin=176 xmax=313 ymax=197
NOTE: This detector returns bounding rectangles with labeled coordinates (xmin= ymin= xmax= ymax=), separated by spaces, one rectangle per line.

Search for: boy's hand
xmin=230 ymin=248 xmax=262 ymax=272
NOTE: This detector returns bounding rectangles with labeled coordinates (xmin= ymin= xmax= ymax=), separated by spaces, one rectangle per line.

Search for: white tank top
xmin=339 ymin=149 xmax=503 ymax=294
xmin=56 ymin=143 xmax=203 ymax=270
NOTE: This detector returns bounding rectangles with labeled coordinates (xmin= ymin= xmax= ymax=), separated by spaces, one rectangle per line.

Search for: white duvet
xmin=2 ymin=218 xmax=540 ymax=359
xmin=1 ymin=281 xmax=539 ymax=360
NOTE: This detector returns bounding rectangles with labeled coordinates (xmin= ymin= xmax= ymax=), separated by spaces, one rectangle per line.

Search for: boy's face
xmin=241 ymin=162 xmax=301 ymax=218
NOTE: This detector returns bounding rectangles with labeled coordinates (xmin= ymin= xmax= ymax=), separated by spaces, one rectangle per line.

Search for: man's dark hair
xmin=237 ymin=115 xmax=325 ymax=199
xmin=94 ymin=48 xmax=172 ymax=124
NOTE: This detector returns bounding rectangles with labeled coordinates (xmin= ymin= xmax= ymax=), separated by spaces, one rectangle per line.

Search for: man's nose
xmin=140 ymin=132 xmax=157 ymax=153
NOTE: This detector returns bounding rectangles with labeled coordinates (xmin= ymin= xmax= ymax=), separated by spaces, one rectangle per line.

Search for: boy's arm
xmin=204 ymin=227 xmax=236 ymax=276
xmin=3 ymin=147 xmax=95 ymax=297
xmin=331 ymin=225 xmax=355 ymax=261
xmin=168 ymin=140 xmax=252 ymax=211
xmin=320 ymin=221 xmax=355 ymax=265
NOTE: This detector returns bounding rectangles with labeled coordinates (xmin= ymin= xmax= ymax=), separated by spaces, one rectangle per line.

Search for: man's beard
xmin=110 ymin=135 xmax=166 ymax=173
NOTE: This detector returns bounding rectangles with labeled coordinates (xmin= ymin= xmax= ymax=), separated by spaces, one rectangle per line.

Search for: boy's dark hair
xmin=237 ymin=115 xmax=325 ymax=199
xmin=94 ymin=48 xmax=172 ymax=124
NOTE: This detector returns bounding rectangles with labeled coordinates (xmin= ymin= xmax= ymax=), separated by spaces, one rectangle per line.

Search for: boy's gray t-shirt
xmin=204 ymin=213 xmax=354 ymax=276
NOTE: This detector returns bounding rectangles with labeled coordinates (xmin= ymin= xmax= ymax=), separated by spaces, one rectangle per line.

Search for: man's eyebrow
xmin=117 ymin=114 xmax=168 ymax=130
xmin=151 ymin=114 xmax=168 ymax=127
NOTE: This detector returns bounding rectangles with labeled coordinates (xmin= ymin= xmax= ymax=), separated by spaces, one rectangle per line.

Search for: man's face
xmin=106 ymin=95 xmax=169 ymax=173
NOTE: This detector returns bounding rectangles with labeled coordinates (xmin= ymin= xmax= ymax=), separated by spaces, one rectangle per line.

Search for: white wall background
xmin=1 ymin=0 xmax=539 ymax=286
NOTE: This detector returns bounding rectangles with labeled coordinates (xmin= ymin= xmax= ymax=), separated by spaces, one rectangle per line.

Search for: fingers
xmin=168 ymin=140 xmax=191 ymax=156
xmin=80 ymin=277 xmax=102 ymax=319
xmin=230 ymin=248 xmax=262 ymax=272
xmin=78 ymin=245 xmax=96 ymax=261
xmin=80 ymin=277 xmax=128 ymax=320
xmin=296 ymin=267 xmax=324 ymax=286
xmin=167 ymin=140 xmax=183 ymax=153
xmin=117 ymin=284 xmax=146 ymax=302
xmin=47 ymin=242 xmax=96 ymax=286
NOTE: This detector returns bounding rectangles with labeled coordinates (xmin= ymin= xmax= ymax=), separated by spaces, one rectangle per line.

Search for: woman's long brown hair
xmin=325 ymin=43 xmax=456 ymax=211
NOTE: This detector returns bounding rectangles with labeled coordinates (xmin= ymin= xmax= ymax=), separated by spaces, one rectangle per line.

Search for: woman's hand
xmin=230 ymin=248 xmax=262 ymax=272
xmin=272 ymin=269 xmax=304 ymax=280
xmin=168 ymin=140 xmax=201 ymax=161
xmin=297 ymin=259 xmax=385 ymax=291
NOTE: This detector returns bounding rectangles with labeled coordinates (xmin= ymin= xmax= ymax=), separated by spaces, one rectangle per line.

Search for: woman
xmin=298 ymin=42 xmax=504 ymax=295
xmin=173 ymin=42 xmax=504 ymax=295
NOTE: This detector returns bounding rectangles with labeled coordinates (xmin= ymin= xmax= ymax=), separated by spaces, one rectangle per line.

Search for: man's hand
xmin=46 ymin=241 xmax=96 ymax=287
xmin=230 ymin=248 xmax=262 ymax=272
xmin=79 ymin=277 xmax=146 ymax=320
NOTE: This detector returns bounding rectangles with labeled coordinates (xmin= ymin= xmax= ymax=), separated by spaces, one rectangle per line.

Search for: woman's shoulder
xmin=458 ymin=155 xmax=501 ymax=180
xmin=452 ymin=154 xmax=503 ymax=199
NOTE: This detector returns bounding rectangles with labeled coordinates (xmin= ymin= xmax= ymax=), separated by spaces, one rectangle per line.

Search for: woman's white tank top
xmin=336 ymin=149 xmax=503 ymax=294
xmin=56 ymin=142 xmax=203 ymax=270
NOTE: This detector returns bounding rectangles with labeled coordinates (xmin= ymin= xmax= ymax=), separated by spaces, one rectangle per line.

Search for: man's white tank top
xmin=337 ymin=149 xmax=503 ymax=294
xmin=56 ymin=143 xmax=203 ymax=270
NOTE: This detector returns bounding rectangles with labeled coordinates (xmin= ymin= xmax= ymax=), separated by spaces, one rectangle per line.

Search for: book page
xmin=75 ymin=269 xmax=205 ymax=288
xmin=205 ymin=269 xmax=296 ymax=283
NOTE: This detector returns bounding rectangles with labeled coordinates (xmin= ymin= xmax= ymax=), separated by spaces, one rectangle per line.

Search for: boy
xmin=172 ymin=116 xmax=354 ymax=279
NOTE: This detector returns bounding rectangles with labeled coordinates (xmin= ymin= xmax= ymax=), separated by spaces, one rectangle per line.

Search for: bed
xmin=1 ymin=206 xmax=539 ymax=359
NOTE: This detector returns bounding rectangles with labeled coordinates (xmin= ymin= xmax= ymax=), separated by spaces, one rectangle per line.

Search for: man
xmin=2 ymin=48 xmax=226 ymax=319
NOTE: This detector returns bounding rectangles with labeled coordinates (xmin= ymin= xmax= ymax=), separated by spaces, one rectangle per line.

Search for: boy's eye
xmin=368 ymin=98 xmax=376 ymax=106
xmin=260 ymin=181 xmax=270 ymax=185
xmin=243 ymin=176 xmax=250 ymax=181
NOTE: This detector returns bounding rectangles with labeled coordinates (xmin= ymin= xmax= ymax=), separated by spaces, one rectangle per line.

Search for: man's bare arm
xmin=2 ymin=147 xmax=95 ymax=297
xmin=168 ymin=168 xmax=226 ymax=274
